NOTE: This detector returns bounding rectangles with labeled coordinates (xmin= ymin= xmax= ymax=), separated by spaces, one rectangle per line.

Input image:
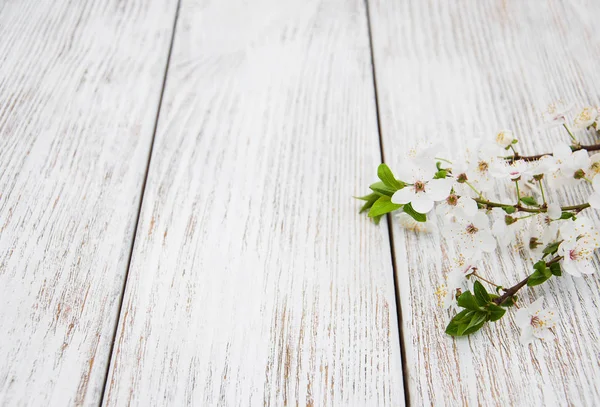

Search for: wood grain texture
xmin=368 ymin=0 xmax=600 ymax=405
xmin=0 ymin=1 xmax=177 ymax=405
xmin=103 ymin=0 xmax=405 ymax=405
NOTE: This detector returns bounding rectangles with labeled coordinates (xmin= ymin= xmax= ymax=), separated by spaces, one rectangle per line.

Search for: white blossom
xmin=541 ymin=100 xmax=574 ymax=128
xmin=559 ymin=216 xmax=600 ymax=248
xmin=490 ymin=159 xmax=533 ymax=181
xmin=547 ymin=143 xmax=589 ymax=187
xmin=443 ymin=212 xmax=496 ymax=260
xmin=515 ymin=297 xmax=558 ymax=345
xmin=456 ymin=141 xmax=505 ymax=193
xmin=391 ymin=161 xmax=452 ymax=213
xmin=495 ymin=130 xmax=515 ymax=148
xmin=492 ymin=210 xmax=524 ymax=247
xmin=436 ymin=193 xmax=478 ymax=218
xmin=442 ymin=256 xmax=476 ymax=309
xmin=573 ymin=106 xmax=599 ymax=130
xmin=558 ymin=239 xmax=596 ymax=276
xmin=587 ymin=153 xmax=600 ymax=179
xmin=557 ymin=217 xmax=600 ymax=276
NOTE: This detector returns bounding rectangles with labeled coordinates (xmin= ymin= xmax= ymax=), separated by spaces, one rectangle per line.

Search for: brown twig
xmin=505 ymin=143 xmax=600 ymax=163
xmin=493 ymin=256 xmax=563 ymax=305
xmin=473 ymin=198 xmax=590 ymax=214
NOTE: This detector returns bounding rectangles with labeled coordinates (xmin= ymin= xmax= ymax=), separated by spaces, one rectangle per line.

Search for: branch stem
xmin=473 ymin=198 xmax=590 ymax=214
xmin=505 ymin=143 xmax=600 ymax=162
xmin=538 ymin=179 xmax=547 ymax=205
xmin=470 ymin=272 xmax=500 ymax=287
xmin=493 ymin=256 xmax=563 ymax=305
xmin=563 ymin=123 xmax=579 ymax=145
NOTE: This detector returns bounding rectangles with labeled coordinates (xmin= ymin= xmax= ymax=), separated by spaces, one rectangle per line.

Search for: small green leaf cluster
xmin=445 ymin=281 xmax=507 ymax=336
xmin=527 ymin=260 xmax=561 ymax=286
xmin=526 ymin=242 xmax=563 ymax=286
xmin=356 ymin=164 xmax=426 ymax=224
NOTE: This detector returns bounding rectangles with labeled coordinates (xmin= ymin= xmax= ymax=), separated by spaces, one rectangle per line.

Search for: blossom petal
xmin=479 ymin=231 xmax=497 ymax=252
xmin=553 ymin=142 xmax=572 ymax=159
xmin=573 ymin=150 xmax=591 ymax=169
xmin=391 ymin=188 xmax=414 ymax=205
xmin=411 ymin=195 xmax=434 ymax=214
xmin=577 ymin=261 xmax=595 ymax=275
xmin=534 ymin=328 xmax=554 ymax=341
xmin=460 ymin=197 xmax=478 ymax=217
xmin=472 ymin=212 xmax=489 ymax=229
xmin=547 ymin=203 xmax=561 ymax=220
xmin=529 ymin=296 xmax=545 ymax=313
xmin=427 ymin=178 xmax=453 ymax=201
xmin=492 ymin=218 xmax=506 ymax=239
xmin=515 ymin=308 xmax=530 ymax=328
xmin=562 ymin=260 xmax=582 ymax=277
xmin=520 ymin=325 xmax=535 ymax=345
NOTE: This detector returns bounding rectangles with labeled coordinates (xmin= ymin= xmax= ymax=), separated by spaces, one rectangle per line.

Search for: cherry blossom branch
xmin=493 ymin=256 xmax=563 ymax=305
xmin=473 ymin=198 xmax=590 ymax=214
xmin=505 ymin=143 xmax=600 ymax=163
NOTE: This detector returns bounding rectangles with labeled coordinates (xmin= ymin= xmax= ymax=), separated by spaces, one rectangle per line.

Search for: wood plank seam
xmin=363 ymin=0 xmax=411 ymax=404
xmin=98 ymin=0 xmax=183 ymax=405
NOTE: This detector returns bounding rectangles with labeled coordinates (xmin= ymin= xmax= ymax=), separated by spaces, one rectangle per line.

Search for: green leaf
xmin=433 ymin=170 xmax=448 ymax=179
xmin=473 ymin=281 xmax=490 ymax=306
xmin=527 ymin=260 xmax=552 ymax=287
xmin=502 ymin=206 xmax=517 ymax=214
xmin=520 ymin=196 xmax=539 ymax=206
xmin=446 ymin=309 xmax=489 ymax=337
xmin=462 ymin=320 xmax=486 ymax=335
xmin=456 ymin=312 xmax=487 ymax=336
xmin=368 ymin=195 xmax=402 ymax=218
xmin=550 ymin=262 xmax=562 ymax=276
xmin=560 ymin=212 xmax=575 ymax=220
xmin=466 ymin=312 xmax=487 ymax=331
xmin=487 ymin=303 xmax=506 ymax=321
xmin=536 ymin=260 xmax=552 ymax=277
xmin=377 ymin=164 xmax=404 ymax=190
xmin=457 ymin=291 xmax=482 ymax=311
xmin=527 ymin=272 xmax=551 ymax=287
xmin=445 ymin=309 xmax=474 ymax=336
xmin=542 ymin=241 xmax=561 ymax=256
xmin=357 ymin=192 xmax=380 ymax=214
xmin=372 ymin=214 xmax=384 ymax=225
xmin=403 ymin=203 xmax=427 ymax=223
xmin=369 ymin=182 xmax=396 ymax=197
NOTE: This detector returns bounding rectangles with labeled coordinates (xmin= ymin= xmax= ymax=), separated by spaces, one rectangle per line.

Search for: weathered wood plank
xmin=0 ymin=1 xmax=178 ymax=405
xmin=103 ymin=0 xmax=405 ymax=405
xmin=368 ymin=0 xmax=600 ymax=405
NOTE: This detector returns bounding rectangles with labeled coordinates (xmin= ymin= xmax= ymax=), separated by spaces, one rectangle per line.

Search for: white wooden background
xmin=1 ymin=0 xmax=599 ymax=406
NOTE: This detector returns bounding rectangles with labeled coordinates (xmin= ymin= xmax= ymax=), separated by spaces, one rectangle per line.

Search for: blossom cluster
xmin=358 ymin=103 xmax=600 ymax=344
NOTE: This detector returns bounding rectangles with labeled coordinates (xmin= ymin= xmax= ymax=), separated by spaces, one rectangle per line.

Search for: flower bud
xmin=529 ymin=237 xmax=542 ymax=250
